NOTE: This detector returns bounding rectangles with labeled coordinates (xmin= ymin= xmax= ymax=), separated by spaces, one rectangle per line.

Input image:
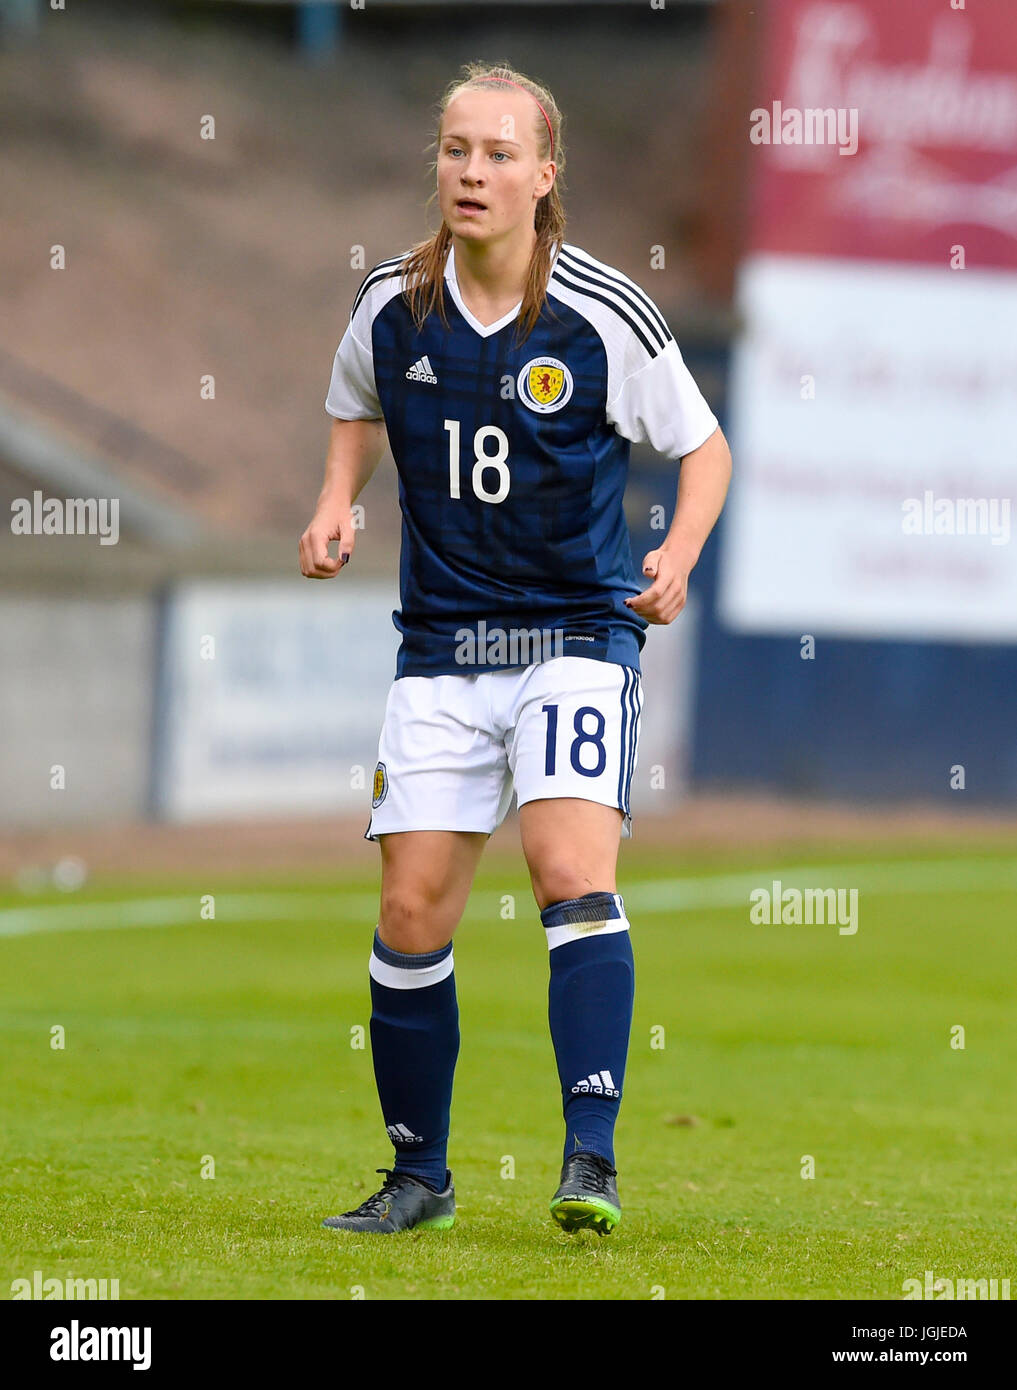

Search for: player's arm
xmin=299 ymin=416 xmax=388 ymax=578
xmin=625 ymin=424 xmax=732 ymax=624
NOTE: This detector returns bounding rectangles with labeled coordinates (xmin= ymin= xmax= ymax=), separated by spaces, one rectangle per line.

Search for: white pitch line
xmin=0 ymin=857 xmax=1014 ymax=940
xmin=0 ymin=893 xmax=383 ymax=939
xmin=622 ymin=858 xmax=1017 ymax=913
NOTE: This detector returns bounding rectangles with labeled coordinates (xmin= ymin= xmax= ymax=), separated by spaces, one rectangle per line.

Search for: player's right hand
xmin=299 ymin=509 xmax=355 ymax=578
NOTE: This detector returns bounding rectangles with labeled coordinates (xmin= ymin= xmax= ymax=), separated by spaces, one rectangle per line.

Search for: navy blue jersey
xmin=325 ymin=240 xmax=718 ymax=678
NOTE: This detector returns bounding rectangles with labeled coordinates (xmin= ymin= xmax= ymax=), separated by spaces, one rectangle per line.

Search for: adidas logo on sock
xmin=405 ymin=355 xmax=437 ymax=384
xmin=571 ymin=1070 xmax=620 ymax=1098
xmin=386 ymin=1122 xmax=424 ymax=1143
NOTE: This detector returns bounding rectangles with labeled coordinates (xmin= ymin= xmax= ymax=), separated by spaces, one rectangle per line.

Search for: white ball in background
xmin=51 ymin=856 xmax=88 ymax=892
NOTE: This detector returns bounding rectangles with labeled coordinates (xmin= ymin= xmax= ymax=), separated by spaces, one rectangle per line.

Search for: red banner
xmin=750 ymin=0 xmax=1017 ymax=269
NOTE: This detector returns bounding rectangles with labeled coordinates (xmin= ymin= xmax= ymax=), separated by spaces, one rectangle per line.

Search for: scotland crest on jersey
xmin=372 ymin=761 xmax=388 ymax=808
xmin=518 ymin=356 xmax=573 ymax=414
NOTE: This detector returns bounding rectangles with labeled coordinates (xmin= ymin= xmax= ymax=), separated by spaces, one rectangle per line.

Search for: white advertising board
xmin=157 ymin=580 xmax=401 ymax=820
xmin=718 ymin=256 xmax=1017 ymax=642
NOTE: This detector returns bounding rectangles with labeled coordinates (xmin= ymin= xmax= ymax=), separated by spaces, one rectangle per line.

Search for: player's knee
xmin=378 ymin=888 xmax=430 ymax=933
xmin=531 ymin=865 xmax=605 ymax=912
xmin=378 ymin=887 xmax=456 ymax=952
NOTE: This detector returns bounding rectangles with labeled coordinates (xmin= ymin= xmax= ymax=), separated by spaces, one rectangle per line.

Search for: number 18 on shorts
xmin=365 ymin=656 xmax=642 ymax=840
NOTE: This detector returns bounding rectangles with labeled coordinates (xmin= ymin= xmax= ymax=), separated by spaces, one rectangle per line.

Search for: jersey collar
xmin=444 ymin=239 xmax=562 ymax=339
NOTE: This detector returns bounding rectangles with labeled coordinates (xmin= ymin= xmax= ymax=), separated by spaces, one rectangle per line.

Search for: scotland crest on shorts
xmin=518 ymin=356 xmax=574 ymax=414
xmin=372 ymin=761 xmax=388 ymax=808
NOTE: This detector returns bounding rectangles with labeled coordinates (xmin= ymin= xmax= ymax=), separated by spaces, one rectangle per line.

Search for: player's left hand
xmin=624 ymin=547 xmax=689 ymax=624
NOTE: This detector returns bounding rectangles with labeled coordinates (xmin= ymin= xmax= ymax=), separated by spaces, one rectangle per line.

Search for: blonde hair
xmin=401 ymin=60 xmax=566 ymax=349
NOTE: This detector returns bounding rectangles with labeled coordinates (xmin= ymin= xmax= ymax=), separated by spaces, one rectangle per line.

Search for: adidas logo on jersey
xmin=386 ymin=1122 xmax=424 ymax=1143
xmin=571 ymin=1070 xmax=620 ymax=1098
xmin=405 ymin=355 xmax=437 ymax=384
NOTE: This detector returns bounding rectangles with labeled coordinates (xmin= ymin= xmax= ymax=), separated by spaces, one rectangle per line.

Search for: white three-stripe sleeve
xmin=324 ymin=317 xmax=383 ymax=420
xmin=607 ymin=335 xmax=719 ymax=462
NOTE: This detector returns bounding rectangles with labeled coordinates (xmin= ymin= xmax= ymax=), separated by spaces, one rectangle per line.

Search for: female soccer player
xmin=300 ymin=61 xmax=731 ymax=1236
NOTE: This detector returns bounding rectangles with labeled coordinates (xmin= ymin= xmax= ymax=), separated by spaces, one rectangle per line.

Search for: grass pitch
xmin=1 ymin=843 xmax=1015 ymax=1300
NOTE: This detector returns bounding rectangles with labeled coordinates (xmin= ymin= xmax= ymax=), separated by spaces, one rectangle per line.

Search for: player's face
xmin=437 ymin=90 xmax=554 ymax=243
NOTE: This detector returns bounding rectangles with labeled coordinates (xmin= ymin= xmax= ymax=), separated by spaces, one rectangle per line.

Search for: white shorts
xmin=365 ymin=657 xmax=642 ymax=840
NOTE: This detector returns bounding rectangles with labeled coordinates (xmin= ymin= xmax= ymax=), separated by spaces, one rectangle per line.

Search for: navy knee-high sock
xmin=541 ymin=892 xmax=635 ymax=1168
xmin=368 ymin=928 xmax=458 ymax=1192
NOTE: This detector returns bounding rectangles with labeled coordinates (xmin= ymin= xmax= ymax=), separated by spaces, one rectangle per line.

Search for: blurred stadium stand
xmin=0 ymin=0 xmax=727 ymax=547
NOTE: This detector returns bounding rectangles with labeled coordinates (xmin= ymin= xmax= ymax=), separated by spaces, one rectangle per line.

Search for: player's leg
xmin=323 ymin=829 xmax=486 ymax=1233
xmin=520 ymin=796 xmax=623 ymax=911
xmin=324 ymin=672 xmax=509 ymax=1234
xmin=368 ymin=828 xmax=486 ymax=1189
xmin=508 ymin=658 xmax=641 ymax=1234
xmin=519 ymin=798 xmax=631 ymax=1232
xmin=377 ymin=827 xmax=485 ymax=953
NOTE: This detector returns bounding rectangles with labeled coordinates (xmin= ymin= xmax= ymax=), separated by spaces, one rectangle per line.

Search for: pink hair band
xmin=478 ymin=77 xmax=554 ymax=158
